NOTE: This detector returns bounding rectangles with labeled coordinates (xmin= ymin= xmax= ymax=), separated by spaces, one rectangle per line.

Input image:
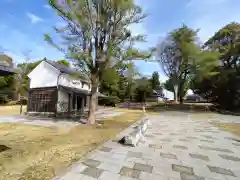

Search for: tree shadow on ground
xmin=119 ymin=102 xmax=213 ymax=114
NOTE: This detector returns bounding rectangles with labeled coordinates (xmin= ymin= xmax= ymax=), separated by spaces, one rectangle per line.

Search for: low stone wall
xmin=120 ymin=118 xmax=150 ymax=147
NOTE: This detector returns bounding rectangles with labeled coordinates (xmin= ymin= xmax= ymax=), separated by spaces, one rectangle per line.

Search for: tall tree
xmin=151 ymin=71 xmax=160 ymax=90
xmin=46 ymin=0 xmax=152 ymax=124
xmin=193 ymin=22 xmax=240 ymax=109
xmin=99 ymin=67 xmax=120 ymax=96
xmin=157 ymin=25 xmax=219 ymax=103
xmin=134 ymin=77 xmax=152 ymax=102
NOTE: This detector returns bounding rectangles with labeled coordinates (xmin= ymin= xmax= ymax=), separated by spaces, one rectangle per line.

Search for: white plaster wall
xmin=58 ymin=73 xmax=91 ymax=92
xmin=162 ymin=89 xmax=174 ymax=101
xmin=28 ymin=61 xmax=59 ymax=88
xmin=57 ymin=90 xmax=69 ymax=112
xmin=28 ymin=61 xmax=94 ymax=93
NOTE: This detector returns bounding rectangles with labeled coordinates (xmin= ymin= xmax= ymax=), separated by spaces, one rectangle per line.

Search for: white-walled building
xmin=152 ymin=88 xmax=174 ymax=101
xmin=27 ymin=60 xmax=94 ymax=117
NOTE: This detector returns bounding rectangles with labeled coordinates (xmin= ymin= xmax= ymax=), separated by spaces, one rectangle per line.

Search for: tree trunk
xmin=174 ymin=85 xmax=178 ymax=104
xmin=179 ymin=96 xmax=184 ymax=104
xmin=87 ymin=74 xmax=98 ymax=124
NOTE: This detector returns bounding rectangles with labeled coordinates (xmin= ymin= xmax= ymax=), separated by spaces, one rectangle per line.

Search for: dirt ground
xmin=0 ymin=105 xmax=26 ymax=116
xmin=0 ymin=111 xmax=143 ymax=180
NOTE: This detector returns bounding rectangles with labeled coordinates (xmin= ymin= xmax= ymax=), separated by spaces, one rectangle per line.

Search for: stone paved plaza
xmin=55 ymin=112 xmax=240 ymax=180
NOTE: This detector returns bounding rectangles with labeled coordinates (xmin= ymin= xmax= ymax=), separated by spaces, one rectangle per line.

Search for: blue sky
xmin=0 ymin=0 xmax=239 ymax=82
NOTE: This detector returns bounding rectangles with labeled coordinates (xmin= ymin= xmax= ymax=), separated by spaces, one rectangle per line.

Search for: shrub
xmin=0 ymin=95 xmax=10 ymax=104
xmin=98 ymin=96 xmax=120 ymax=107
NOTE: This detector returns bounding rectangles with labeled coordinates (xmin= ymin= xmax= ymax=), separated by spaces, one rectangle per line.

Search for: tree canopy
xmin=193 ymin=22 xmax=240 ymax=110
xmin=157 ymin=24 xmax=219 ymax=103
xmin=46 ymin=0 xmax=153 ymax=123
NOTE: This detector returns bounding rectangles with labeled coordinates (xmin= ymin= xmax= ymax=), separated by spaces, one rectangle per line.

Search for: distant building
xmin=0 ymin=54 xmax=15 ymax=76
xmin=152 ymin=88 xmax=174 ymax=101
xmin=185 ymin=94 xmax=205 ymax=102
xmin=27 ymin=60 xmax=99 ymax=117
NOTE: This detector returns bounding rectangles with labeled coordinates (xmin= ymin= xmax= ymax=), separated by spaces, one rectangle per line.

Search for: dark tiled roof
xmin=44 ymin=60 xmax=89 ymax=83
xmin=0 ymin=65 xmax=15 ymax=75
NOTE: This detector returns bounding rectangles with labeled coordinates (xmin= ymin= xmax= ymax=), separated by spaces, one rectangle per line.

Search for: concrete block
xmin=124 ymin=128 xmax=142 ymax=147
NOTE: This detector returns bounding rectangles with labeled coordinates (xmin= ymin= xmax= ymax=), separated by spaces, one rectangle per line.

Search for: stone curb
xmin=121 ymin=118 xmax=150 ymax=147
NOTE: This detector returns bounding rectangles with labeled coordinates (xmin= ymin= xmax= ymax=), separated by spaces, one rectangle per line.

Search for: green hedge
xmin=98 ymin=96 xmax=120 ymax=107
xmin=0 ymin=95 xmax=10 ymax=104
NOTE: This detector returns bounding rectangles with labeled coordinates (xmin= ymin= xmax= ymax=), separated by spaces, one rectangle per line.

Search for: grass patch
xmin=0 ymin=105 xmax=26 ymax=116
xmin=0 ymin=111 xmax=143 ymax=180
xmin=216 ymin=123 xmax=240 ymax=137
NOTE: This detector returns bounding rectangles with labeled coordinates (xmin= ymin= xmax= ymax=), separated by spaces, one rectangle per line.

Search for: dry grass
xmin=0 ymin=112 xmax=143 ymax=180
xmin=0 ymin=105 xmax=27 ymax=116
xmin=216 ymin=123 xmax=240 ymax=137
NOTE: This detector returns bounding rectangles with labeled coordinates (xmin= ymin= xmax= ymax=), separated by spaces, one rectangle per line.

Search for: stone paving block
xmin=133 ymin=163 xmax=153 ymax=173
xmin=153 ymin=132 xmax=162 ymax=135
xmin=152 ymin=166 xmax=181 ymax=179
xmin=145 ymin=134 xmax=154 ymax=138
xmin=112 ymin=153 xmax=127 ymax=161
xmin=83 ymin=159 xmax=101 ymax=167
xmin=149 ymin=144 xmax=162 ymax=149
xmin=98 ymin=170 xmax=121 ymax=180
xmin=58 ymin=172 xmax=84 ymax=180
xmin=160 ymin=152 xmax=178 ymax=159
xmin=223 ymin=176 xmax=240 ymax=180
xmin=207 ymin=165 xmax=236 ymax=177
xmin=199 ymin=145 xmax=233 ymax=153
xmin=127 ymin=151 xmax=142 ymax=158
xmin=99 ymin=147 xmax=112 ymax=152
xmin=119 ymin=176 xmax=138 ymax=180
xmin=81 ymin=167 xmax=103 ymax=178
xmin=139 ymin=171 xmax=168 ymax=180
xmin=201 ymin=135 xmax=218 ymax=140
xmin=70 ymin=163 xmax=88 ymax=174
xmin=170 ymin=133 xmax=181 ymax=136
xmin=232 ymin=143 xmax=240 ymax=147
xmin=189 ymin=153 xmax=209 ymax=161
xmin=180 ymin=172 xmax=205 ymax=180
xmin=194 ymin=166 xmax=228 ymax=180
xmin=81 ymin=175 xmax=98 ymax=180
xmin=219 ymin=154 xmax=240 ymax=162
xmin=172 ymin=164 xmax=194 ymax=174
xmin=126 ymin=157 xmax=148 ymax=165
xmin=119 ymin=166 xmax=141 ymax=179
xmin=200 ymin=139 xmax=215 ymax=143
xmin=173 ymin=145 xmax=188 ymax=150
xmin=179 ymin=139 xmax=191 ymax=142
xmin=98 ymin=162 xmax=122 ymax=173
xmin=160 ymin=138 xmax=172 ymax=142
xmin=186 ymin=136 xmax=198 ymax=139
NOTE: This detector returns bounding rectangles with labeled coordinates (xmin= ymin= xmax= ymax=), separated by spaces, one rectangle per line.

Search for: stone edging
xmin=119 ymin=118 xmax=150 ymax=147
xmin=211 ymin=108 xmax=240 ymax=116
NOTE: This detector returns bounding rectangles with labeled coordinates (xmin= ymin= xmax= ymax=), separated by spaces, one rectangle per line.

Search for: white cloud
xmin=44 ymin=4 xmax=51 ymax=9
xmin=26 ymin=12 xmax=44 ymax=24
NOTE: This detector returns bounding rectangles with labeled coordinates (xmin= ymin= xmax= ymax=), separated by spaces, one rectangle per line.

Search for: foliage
xmin=151 ymin=71 xmax=160 ymax=90
xmin=56 ymin=59 xmax=70 ymax=67
xmin=46 ymin=0 xmax=153 ymax=124
xmin=98 ymin=96 xmax=120 ymax=106
xmin=118 ymin=74 xmax=128 ymax=101
xmin=134 ymin=77 xmax=152 ymax=102
xmin=0 ymin=54 xmax=15 ymax=102
xmin=99 ymin=67 xmax=120 ymax=96
xmin=192 ymin=22 xmax=240 ymax=110
xmin=14 ymin=60 xmax=41 ymax=98
xmin=157 ymin=24 xmax=219 ymax=103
